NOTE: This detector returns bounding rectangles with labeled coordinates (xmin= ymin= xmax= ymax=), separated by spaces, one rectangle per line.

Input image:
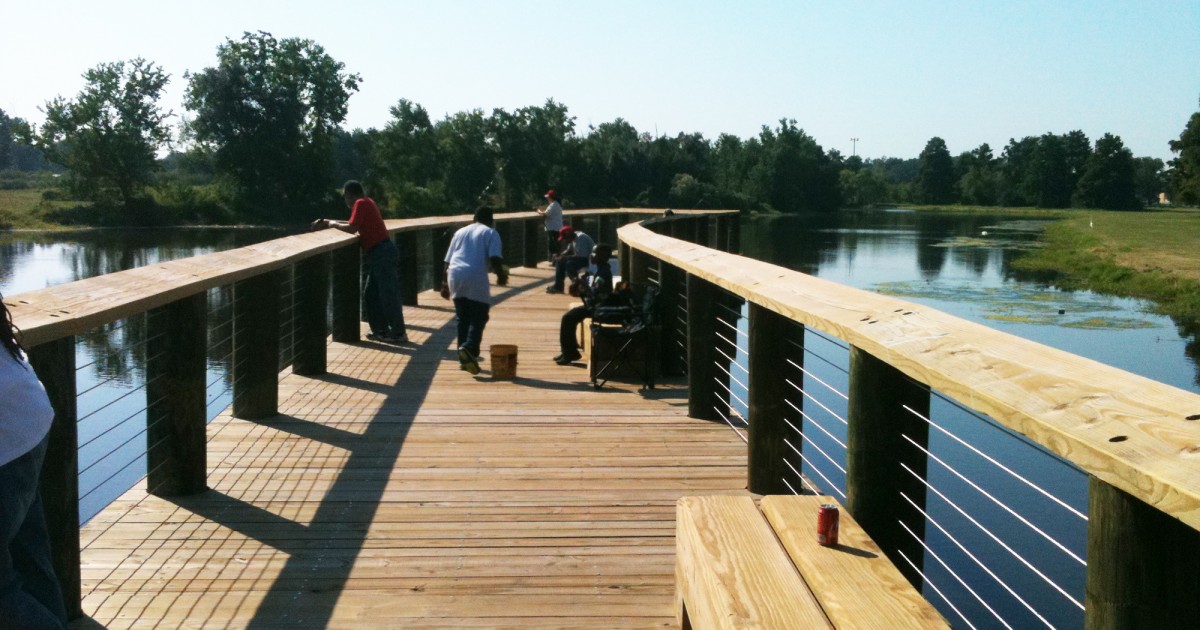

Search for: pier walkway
xmin=74 ymin=265 xmax=747 ymax=628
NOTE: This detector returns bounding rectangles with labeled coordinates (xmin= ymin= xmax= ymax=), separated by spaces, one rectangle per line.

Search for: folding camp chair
xmin=590 ymin=284 xmax=660 ymax=390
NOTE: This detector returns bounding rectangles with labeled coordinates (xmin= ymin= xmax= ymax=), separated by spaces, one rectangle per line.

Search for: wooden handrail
xmin=619 ymin=220 xmax=1200 ymax=530
xmin=6 ymin=208 xmax=735 ymax=349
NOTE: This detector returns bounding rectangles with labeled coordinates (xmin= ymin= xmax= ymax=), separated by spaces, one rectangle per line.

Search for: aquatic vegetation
xmin=875 ymin=280 xmax=1157 ymax=331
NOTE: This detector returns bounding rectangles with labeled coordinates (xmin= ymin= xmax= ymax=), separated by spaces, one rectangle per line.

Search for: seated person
xmin=546 ymin=225 xmax=595 ymax=294
xmin=554 ymin=243 xmax=616 ymax=365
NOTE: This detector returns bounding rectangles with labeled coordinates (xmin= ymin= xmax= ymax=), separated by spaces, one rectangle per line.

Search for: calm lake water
xmin=4 ymin=211 xmax=1194 ymax=629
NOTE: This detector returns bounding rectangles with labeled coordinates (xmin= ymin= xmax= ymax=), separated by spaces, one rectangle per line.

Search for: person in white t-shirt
xmin=0 ymin=296 xmax=68 ymax=628
xmin=441 ymin=207 xmax=509 ymax=375
xmin=536 ymin=189 xmax=564 ymax=262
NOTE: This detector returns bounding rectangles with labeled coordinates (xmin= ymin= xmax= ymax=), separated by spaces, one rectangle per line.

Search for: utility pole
xmin=851 ymin=137 xmax=859 ymax=157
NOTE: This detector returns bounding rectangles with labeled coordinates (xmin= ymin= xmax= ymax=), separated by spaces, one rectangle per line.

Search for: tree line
xmin=1 ymin=31 xmax=1198 ymax=225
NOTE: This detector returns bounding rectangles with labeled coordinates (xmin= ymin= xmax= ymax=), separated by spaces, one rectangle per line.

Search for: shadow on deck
xmin=73 ymin=267 xmax=748 ymax=628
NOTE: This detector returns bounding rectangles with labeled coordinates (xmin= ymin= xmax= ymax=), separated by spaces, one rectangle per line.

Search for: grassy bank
xmin=1009 ymin=207 xmax=1200 ymax=320
xmin=0 ymin=188 xmax=92 ymax=230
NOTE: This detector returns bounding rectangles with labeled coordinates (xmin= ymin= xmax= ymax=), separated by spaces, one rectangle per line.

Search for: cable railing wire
xmin=900 ymin=465 xmax=1085 ymax=612
xmin=896 ymin=548 xmax=981 ymax=630
xmin=783 ymin=399 xmax=848 ymax=450
xmin=783 ymin=413 xmax=847 ymax=467
xmin=78 ymin=395 xmax=168 ymax=478
xmin=899 ymin=432 xmax=1086 ymax=566
xmin=783 ymin=451 xmax=845 ymax=501
xmin=784 ymin=378 xmax=849 ymax=426
xmin=711 ymin=404 xmax=748 ymax=443
xmin=899 ymin=491 xmax=1058 ymax=629
xmin=711 ymin=376 xmax=748 ymax=422
xmin=785 ymin=360 xmax=849 ymax=401
xmin=898 ymin=520 xmax=1012 ymax=629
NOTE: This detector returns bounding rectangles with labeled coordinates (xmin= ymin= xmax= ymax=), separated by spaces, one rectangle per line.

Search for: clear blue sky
xmin=3 ymin=0 xmax=1197 ymax=161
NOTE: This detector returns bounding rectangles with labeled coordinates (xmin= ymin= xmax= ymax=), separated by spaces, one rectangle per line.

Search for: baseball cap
xmin=557 ymin=225 xmax=575 ymax=241
xmin=544 ymin=189 xmax=558 ymax=200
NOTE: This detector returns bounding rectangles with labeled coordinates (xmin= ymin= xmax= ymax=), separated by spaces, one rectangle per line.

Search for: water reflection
xmin=741 ymin=210 xmax=1200 ymax=393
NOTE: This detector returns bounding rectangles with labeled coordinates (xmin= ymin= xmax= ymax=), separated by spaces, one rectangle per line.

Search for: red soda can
xmin=817 ymin=504 xmax=839 ymax=546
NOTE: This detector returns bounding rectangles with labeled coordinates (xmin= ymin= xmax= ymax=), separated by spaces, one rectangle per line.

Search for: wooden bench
xmin=676 ymin=495 xmax=948 ymax=629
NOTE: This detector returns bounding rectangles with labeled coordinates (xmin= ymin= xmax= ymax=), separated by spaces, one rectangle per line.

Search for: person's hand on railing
xmin=310 ymin=218 xmax=329 ymax=231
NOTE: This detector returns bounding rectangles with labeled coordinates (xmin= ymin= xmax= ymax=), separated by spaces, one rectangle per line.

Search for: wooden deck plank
xmin=76 ymin=266 xmax=750 ymax=628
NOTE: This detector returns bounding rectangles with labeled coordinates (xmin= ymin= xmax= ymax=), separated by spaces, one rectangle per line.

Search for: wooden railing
xmin=622 ymin=214 xmax=1200 ymax=629
xmin=7 ymin=208 xmax=739 ymax=619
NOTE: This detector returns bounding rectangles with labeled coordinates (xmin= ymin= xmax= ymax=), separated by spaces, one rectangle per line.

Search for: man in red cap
xmin=546 ymin=225 xmax=595 ymax=294
xmin=536 ymin=189 xmax=563 ymax=262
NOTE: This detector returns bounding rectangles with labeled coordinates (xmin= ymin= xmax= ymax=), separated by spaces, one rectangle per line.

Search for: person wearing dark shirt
xmin=311 ymin=181 xmax=408 ymax=343
xmin=554 ymin=244 xmax=615 ymax=365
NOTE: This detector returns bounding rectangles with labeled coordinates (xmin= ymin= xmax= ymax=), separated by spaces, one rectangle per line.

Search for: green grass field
xmin=0 ymin=188 xmax=89 ymax=230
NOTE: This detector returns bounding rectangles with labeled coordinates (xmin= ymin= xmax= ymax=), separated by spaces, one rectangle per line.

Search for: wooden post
xmin=233 ymin=270 xmax=281 ymax=419
xmin=619 ymin=241 xmax=631 ymax=282
xmin=435 ymin=225 xmax=454 ymax=274
xmin=846 ymin=345 xmax=930 ymax=589
xmin=331 ymin=244 xmax=360 ymax=343
xmin=728 ymin=214 xmax=742 ymax=254
xmin=687 ymin=274 xmax=721 ymax=422
xmin=1085 ymin=477 xmax=1200 ymax=629
xmin=598 ymin=214 xmax=613 ymax=246
xmin=523 ymin=219 xmax=540 ymax=268
xmin=496 ymin=220 xmax=514 ymax=266
xmin=629 ymin=247 xmax=652 ymax=287
xmin=658 ymin=262 xmax=686 ymax=377
xmin=26 ymin=337 xmax=81 ymax=619
xmin=145 ymin=293 xmax=208 ymax=496
xmin=396 ymin=231 xmax=419 ymax=306
xmin=691 ymin=216 xmax=705 ymax=246
xmin=293 ymin=254 xmax=329 ymax=376
xmin=747 ymin=303 xmax=792 ymax=495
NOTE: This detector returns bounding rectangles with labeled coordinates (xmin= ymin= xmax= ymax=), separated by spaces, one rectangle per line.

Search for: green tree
xmin=1030 ymin=133 xmax=1071 ymax=208
xmin=1168 ymin=101 xmax=1200 ymax=205
xmin=750 ymin=119 xmax=840 ymax=213
xmin=1074 ymin=133 xmax=1140 ymax=210
xmin=436 ymin=109 xmax=497 ymax=210
xmin=575 ymin=119 xmax=649 ymax=206
xmin=915 ymin=137 xmax=955 ymax=203
xmin=373 ymin=99 xmax=445 ymax=215
xmin=31 ymin=58 xmax=171 ymax=209
xmin=999 ymin=136 xmax=1038 ymax=206
xmin=184 ymin=31 xmax=361 ymax=220
xmin=0 ymin=108 xmax=15 ymax=169
xmin=957 ymin=143 xmax=1000 ymax=206
xmin=1133 ymin=157 xmax=1165 ymax=206
xmin=839 ymin=167 xmax=890 ymax=207
xmin=489 ymin=99 xmax=575 ymax=209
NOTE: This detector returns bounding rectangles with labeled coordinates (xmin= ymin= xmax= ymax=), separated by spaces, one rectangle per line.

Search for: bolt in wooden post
xmin=145 ymin=294 xmax=208 ymax=497
xmin=1085 ymin=477 xmax=1200 ymax=629
xmin=233 ymin=270 xmax=282 ymax=419
xmin=846 ymin=345 xmax=930 ymax=589
xmin=396 ymin=231 xmax=419 ymax=306
xmin=26 ymin=337 xmax=81 ymax=619
xmin=747 ymin=303 xmax=793 ymax=495
xmin=293 ymin=254 xmax=329 ymax=376
xmin=658 ymin=261 xmax=686 ymax=377
xmin=331 ymin=244 xmax=360 ymax=343
xmin=687 ymin=274 xmax=721 ymax=422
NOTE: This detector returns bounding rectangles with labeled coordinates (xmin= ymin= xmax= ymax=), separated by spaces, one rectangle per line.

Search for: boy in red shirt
xmin=311 ymin=181 xmax=408 ymax=343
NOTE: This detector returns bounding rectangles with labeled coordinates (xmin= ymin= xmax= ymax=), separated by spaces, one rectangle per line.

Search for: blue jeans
xmin=553 ymin=257 xmax=589 ymax=291
xmin=453 ymin=297 xmax=490 ymax=356
xmin=0 ymin=435 xmax=67 ymax=629
xmin=363 ymin=239 xmax=406 ymax=337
